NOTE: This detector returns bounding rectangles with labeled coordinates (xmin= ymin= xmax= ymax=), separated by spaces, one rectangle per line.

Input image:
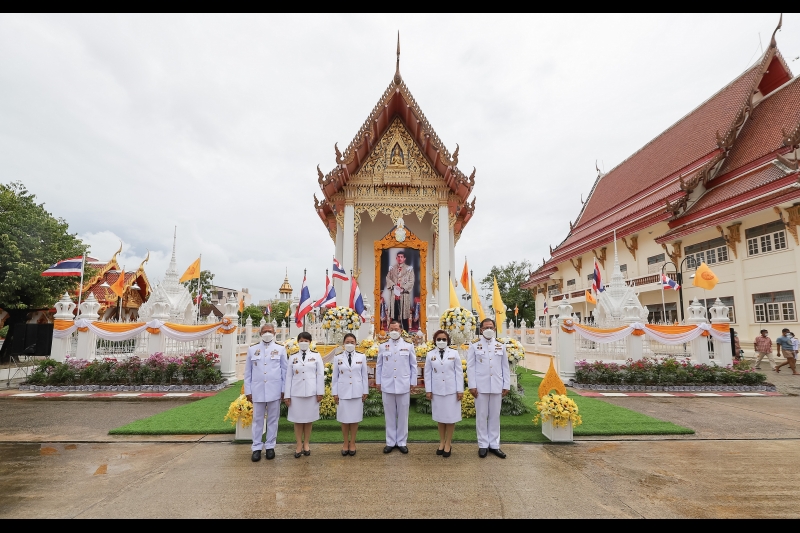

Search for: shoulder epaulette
xmin=250 ymin=342 xmax=259 ymax=347
xmin=276 ymin=342 xmax=285 ymax=346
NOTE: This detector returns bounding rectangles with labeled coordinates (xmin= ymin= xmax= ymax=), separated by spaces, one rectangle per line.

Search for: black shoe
xmin=348 ymin=450 xmax=356 ymax=456
xmin=265 ymin=449 xmax=275 ymax=460
xmin=478 ymin=448 xmax=488 ymax=458
xmin=303 ymin=449 xmax=311 ymax=456
xmin=294 ymin=452 xmax=302 ymax=458
xmin=489 ymin=448 xmax=506 ymax=459
xmin=383 ymin=446 xmax=394 ymax=454
xmin=398 ymin=446 xmax=408 ymax=454
xmin=443 ymin=449 xmax=451 ymax=458
xmin=436 ymin=448 xmax=444 ymax=455
xmin=341 ymin=449 xmax=349 ymax=456
xmin=251 ymin=450 xmax=262 ymax=462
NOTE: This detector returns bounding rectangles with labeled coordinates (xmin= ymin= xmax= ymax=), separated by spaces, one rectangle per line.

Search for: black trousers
xmin=393 ymin=300 xmax=410 ymax=331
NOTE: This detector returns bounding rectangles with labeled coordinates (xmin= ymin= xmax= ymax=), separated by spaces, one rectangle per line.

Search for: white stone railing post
xmin=76 ymin=293 xmax=100 ymax=360
xmin=709 ymin=298 xmax=732 ymax=366
xmin=426 ymin=296 xmax=440 ymax=342
xmin=245 ymin=315 xmax=253 ymax=346
xmin=686 ymin=298 xmax=710 ymax=364
xmin=556 ymin=300 xmax=576 ymax=381
xmin=220 ymin=300 xmax=239 ymax=381
xmin=622 ymin=296 xmax=644 ymax=362
xmin=50 ymin=292 xmax=76 ymax=362
xmin=289 ymin=297 xmax=300 ymax=338
xmin=147 ymin=294 xmax=170 ymax=356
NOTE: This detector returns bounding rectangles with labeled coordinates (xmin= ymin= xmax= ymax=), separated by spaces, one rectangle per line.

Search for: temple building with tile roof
xmin=79 ymin=248 xmax=152 ymax=321
xmin=523 ymin=17 xmax=800 ymax=342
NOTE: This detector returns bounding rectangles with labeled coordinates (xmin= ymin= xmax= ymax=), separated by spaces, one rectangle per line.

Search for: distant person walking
xmin=775 ymin=330 xmax=799 ymax=375
xmin=753 ymin=330 xmax=775 ymax=370
xmin=775 ymin=329 xmax=794 ymax=375
xmin=733 ymin=332 xmax=742 ymax=362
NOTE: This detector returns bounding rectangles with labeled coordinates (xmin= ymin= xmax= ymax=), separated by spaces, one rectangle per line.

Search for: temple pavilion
xmin=79 ymin=248 xmax=151 ymax=321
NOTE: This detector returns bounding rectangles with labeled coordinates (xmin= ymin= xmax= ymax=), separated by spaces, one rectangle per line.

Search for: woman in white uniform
xmin=424 ymin=329 xmax=464 ymax=457
xmin=284 ymin=332 xmax=324 ymax=458
xmin=332 ymin=333 xmax=369 ymax=456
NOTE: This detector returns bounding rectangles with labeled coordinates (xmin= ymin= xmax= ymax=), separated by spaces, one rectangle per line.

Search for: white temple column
xmin=438 ymin=204 xmax=450 ymax=307
xmin=334 ymin=224 xmax=344 ymax=300
xmin=51 ymin=293 xmax=76 ymax=362
xmin=687 ymin=298 xmax=710 ymax=364
xmin=343 ymin=203 xmax=355 ymax=297
xmin=76 ymin=294 xmax=100 ymax=360
xmin=556 ymin=300 xmax=576 ymax=381
xmin=220 ymin=300 xmax=239 ymax=381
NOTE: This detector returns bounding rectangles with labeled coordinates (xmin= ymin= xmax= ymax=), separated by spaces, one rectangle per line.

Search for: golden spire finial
xmin=770 ymin=13 xmax=783 ymax=49
xmin=394 ymin=31 xmax=402 ymax=85
xmin=110 ymin=240 xmax=123 ymax=266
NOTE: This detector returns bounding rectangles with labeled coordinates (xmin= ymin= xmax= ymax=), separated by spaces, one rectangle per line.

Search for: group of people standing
xmin=243 ymin=318 xmax=511 ymax=461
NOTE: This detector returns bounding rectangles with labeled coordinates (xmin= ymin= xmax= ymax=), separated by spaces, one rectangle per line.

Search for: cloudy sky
xmin=1 ymin=13 xmax=798 ymax=304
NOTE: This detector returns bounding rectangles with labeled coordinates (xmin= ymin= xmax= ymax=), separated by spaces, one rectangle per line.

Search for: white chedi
xmin=138 ymin=233 xmax=196 ymax=324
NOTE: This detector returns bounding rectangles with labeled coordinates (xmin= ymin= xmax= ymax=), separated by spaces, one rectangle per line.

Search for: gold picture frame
xmin=374 ymin=228 xmax=427 ymax=336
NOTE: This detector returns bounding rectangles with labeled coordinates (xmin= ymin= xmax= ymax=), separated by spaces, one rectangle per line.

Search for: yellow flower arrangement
xmin=357 ymin=338 xmax=379 ymax=359
xmin=415 ymin=341 xmax=435 ymax=358
xmin=532 ymin=393 xmax=582 ymax=428
xmin=224 ymin=394 xmax=254 ymax=428
xmin=461 ymin=389 xmax=476 ymax=418
xmin=284 ymin=339 xmax=318 ymax=356
xmin=497 ymin=337 xmax=526 ymax=364
xmin=318 ymin=385 xmax=337 ymax=420
xmin=321 ymin=306 xmax=361 ymax=333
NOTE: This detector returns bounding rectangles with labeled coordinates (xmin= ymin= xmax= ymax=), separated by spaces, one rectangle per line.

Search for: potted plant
xmin=533 ymin=393 xmax=582 ymax=443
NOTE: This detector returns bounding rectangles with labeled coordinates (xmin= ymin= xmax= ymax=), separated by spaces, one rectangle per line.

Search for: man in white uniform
xmin=244 ymin=323 xmax=287 ymax=461
xmin=376 ymin=319 xmax=418 ymax=453
xmin=467 ymin=318 xmax=510 ymax=459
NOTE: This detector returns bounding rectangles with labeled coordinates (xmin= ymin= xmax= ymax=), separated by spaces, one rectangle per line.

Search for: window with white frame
xmin=647 ymin=253 xmax=665 ymax=274
xmin=567 ymin=279 xmax=575 ymax=287
xmin=547 ymin=284 xmax=559 ymax=296
xmin=746 ymin=221 xmax=788 ymax=256
xmin=685 ymin=237 xmax=730 ymax=269
xmin=587 ymin=273 xmax=594 ymax=282
xmin=753 ymin=290 xmax=796 ymax=323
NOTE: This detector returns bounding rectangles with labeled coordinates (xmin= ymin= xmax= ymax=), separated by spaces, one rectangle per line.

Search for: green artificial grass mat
xmin=110 ymin=369 xmax=693 ymax=440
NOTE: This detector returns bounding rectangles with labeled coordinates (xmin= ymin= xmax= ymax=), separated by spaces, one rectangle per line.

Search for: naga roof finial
xmin=770 ymin=13 xmax=783 ymax=49
xmin=394 ymin=31 xmax=402 ymax=85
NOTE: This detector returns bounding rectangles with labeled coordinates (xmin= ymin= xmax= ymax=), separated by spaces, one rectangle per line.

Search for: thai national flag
xmin=41 ymin=256 xmax=84 ymax=277
xmin=662 ymin=274 xmax=680 ymax=291
xmin=332 ymin=258 xmax=349 ymax=281
xmin=296 ymin=274 xmax=313 ymax=327
xmin=592 ymin=258 xmax=604 ymax=293
xmin=543 ymin=301 xmax=548 ymax=315
xmin=266 ymin=303 xmax=272 ymax=316
xmin=314 ymin=275 xmax=337 ymax=309
xmin=350 ymin=277 xmax=367 ymax=322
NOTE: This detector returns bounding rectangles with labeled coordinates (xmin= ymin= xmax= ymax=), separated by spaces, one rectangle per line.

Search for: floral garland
xmin=224 ymin=394 xmax=254 ymax=428
xmin=321 ymin=306 xmax=362 ymax=332
xmin=357 ymin=339 xmax=380 ymax=359
xmin=533 ymin=393 xmax=582 ymax=428
xmin=324 ymin=362 xmax=333 ymax=387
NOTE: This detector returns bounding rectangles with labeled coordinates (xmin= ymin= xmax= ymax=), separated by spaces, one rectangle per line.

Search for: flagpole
xmin=469 ymin=269 xmax=474 ymax=313
xmin=195 ymin=254 xmax=202 ymax=324
xmin=660 ymin=266 xmax=667 ymax=324
xmin=303 ymin=268 xmax=307 ymax=333
xmin=118 ymin=265 xmax=125 ymax=321
xmin=76 ymin=249 xmax=87 ymax=311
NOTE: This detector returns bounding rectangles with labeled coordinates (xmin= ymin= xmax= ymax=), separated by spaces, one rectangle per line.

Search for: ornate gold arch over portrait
xmin=374 ymin=223 xmax=428 ymax=336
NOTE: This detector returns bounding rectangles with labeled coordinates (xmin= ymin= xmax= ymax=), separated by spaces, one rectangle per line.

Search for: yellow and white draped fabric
xmin=52 ymin=318 xmax=237 ymax=341
xmin=568 ymin=322 xmax=730 ymax=345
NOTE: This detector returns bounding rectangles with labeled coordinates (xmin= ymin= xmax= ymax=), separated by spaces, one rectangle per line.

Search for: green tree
xmin=480 ymin=260 xmax=536 ymax=326
xmin=268 ymin=301 xmax=290 ymax=324
xmin=0 ymin=182 xmax=87 ymax=361
xmin=238 ymin=304 xmax=265 ymax=325
xmin=182 ymin=270 xmax=215 ymax=302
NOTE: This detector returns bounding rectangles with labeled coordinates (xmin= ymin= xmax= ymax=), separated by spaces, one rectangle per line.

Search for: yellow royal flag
xmin=470 ymin=277 xmax=486 ymax=322
xmin=492 ymin=276 xmax=507 ymax=332
xmin=285 ymin=305 xmax=291 ymax=318
xmin=449 ymin=278 xmax=459 ymax=308
xmin=179 ymin=258 xmax=201 ymax=283
xmin=693 ymin=262 xmax=719 ymax=290
xmin=586 ymin=290 xmax=597 ymax=305
xmin=239 ymin=298 xmax=245 ymax=313
xmin=111 ymin=269 xmax=126 ymax=298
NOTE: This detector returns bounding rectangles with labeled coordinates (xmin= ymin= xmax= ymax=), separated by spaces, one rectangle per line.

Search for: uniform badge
xmin=295 ymin=369 xmax=299 ymax=374
xmin=255 ymin=349 xmax=261 ymax=356
xmin=271 ymin=350 xmax=279 ymax=355
xmin=432 ymin=356 xmax=437 ymax=361
xmin=338 ymin=360 xmax=343 ymax=365
xmin=253 ymin=361 xmax=257 ymax=366
xmin=448 ymin=357 xmax=455 ymax=360
xmin=356 ymin=361 xmax=362 ymax=364
xmin=434 ymin=367 xmax=438 ymax=373
xmin=293 ymin=358 xmax=298 ymax=364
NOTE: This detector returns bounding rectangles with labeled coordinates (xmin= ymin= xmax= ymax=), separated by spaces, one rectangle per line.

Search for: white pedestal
xmin=542 ymin=419 xmax=573 ymax=442
xmin=510 ymin=372 xmax=518 ymax=389
xmin=236 ymin=418 xmax=266 ymax=441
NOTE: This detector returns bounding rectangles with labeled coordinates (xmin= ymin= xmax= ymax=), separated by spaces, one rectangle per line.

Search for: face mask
xmin=482 ymin=328 xmax=496 ymax=340
xmin=298 ymin=341 xmax=310 ymax=351
xmin=389 ymin=331 xmax=401 ymax=340
xmin=435 ymin=340 xmax=448 ymax=349
xmin=261 ymin=333 xmax=274 ymax=343
xmin=344 ymin=343 xmax=356 ymax=353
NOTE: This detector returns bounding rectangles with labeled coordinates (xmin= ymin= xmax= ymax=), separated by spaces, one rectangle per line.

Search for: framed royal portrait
xmin=374 ymin=225 xmax=427 ymax=335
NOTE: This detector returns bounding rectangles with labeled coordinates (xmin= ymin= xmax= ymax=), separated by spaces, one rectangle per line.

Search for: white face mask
xmin=482 ymin=328 xmax=496 ymax=340
xmin=389 ymin=331 xmax=401 ymax=340
xmin=435 ymin=340 xmax=448 ymax=349
xmin=298 ymin=341 xmax=310 ymax=351
xmin=344 ymin=343 xmax=356 ymax=353
xmin=261 ymin=333 xmax=274 ymax=343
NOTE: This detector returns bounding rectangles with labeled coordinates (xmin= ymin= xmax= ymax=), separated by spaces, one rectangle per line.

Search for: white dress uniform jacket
xmin=284 ymin=350 xmax=325 ymax=399
xmin=331 ymin=350 xmax=369 ymax=399
xmin=375 ymin=338 xmax=417 ymax=393
xmin=244 ymin=340 xmax=288 ymax=402
xmin=466 ymin=338 xmax=511 ymax=393
xmin=424 ymin=347 xmax=465 ymax=396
